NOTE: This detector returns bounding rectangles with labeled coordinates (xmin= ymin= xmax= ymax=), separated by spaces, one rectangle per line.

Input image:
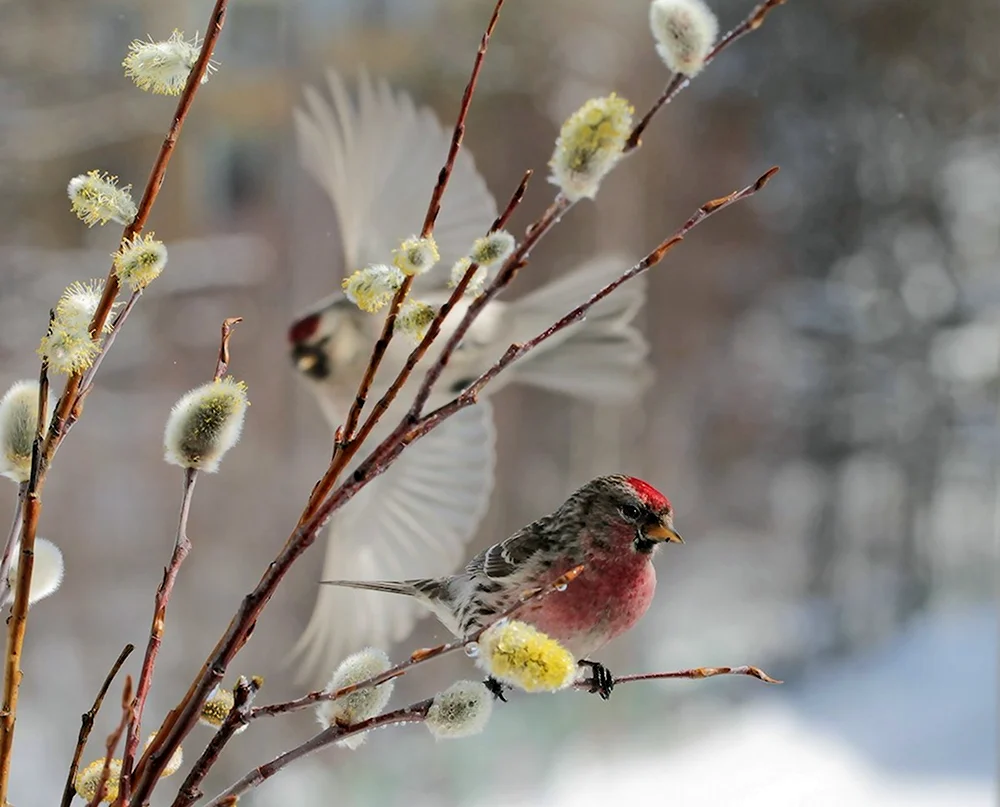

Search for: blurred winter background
xmin=1 ymin=0 xmax=997 ymax=804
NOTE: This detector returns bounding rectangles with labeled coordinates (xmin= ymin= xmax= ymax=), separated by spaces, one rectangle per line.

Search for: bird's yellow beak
xmin=646 ymin=520 xmax=684 ymax=544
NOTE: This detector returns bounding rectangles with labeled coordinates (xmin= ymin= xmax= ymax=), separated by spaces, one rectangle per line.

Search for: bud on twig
xmin=549 ymin=94 xmax=634 ymax=202
xmin=316 ymin=648 xmax=394 ymax=749
xmin=163 ymin=377 xmax=248 ymax=473
xmin=425 ymin=680 xmax=493 ymax=739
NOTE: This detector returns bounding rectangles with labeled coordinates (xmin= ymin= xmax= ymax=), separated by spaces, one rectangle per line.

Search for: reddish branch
xmin=117 ymin=467 xmax=198 ymax=802
xmin=171 ymin=676 xmax=262 ymax=807
xmin=87 ymin=676 xmax=134 ymax=807
xmin=627 ymin=0 xmax=789 ymax=151
xmin=304 ymin=0 xmax=509 ymax=521
xmin=0 ymin=1 xmax=228 ymax=799
xmin=206 ymin=700 xmax=435 ymax=806
xmin=59 ymin=644 xmax=134 ymax=807
xmin=341 ymin=170 xmax=533 ymax=471
xmin=0 ymin=362 xmax=48 ymax=804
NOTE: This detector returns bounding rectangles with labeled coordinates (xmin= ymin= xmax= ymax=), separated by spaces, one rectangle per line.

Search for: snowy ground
xmin=494 ymin=606 xmax=997 ymax=807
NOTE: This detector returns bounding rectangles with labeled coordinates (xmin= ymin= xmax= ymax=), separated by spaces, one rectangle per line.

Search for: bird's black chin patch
xmin=634 ymin=536 xmax=657 ymax=554
xmin=290 ymin=339 xmax=331 ymax=380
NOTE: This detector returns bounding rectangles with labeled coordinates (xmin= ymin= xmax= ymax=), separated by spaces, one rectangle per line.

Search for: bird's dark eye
xmin=620 ymin=504 xmax=642 ymax=522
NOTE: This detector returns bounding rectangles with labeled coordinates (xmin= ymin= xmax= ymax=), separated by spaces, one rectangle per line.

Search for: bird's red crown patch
xmin=626 ymin=476 xmax=670 ymax=511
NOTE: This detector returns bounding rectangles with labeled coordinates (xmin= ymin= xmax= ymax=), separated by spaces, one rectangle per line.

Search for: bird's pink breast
xmin=520 ymin=554 xmax=658 ymax=658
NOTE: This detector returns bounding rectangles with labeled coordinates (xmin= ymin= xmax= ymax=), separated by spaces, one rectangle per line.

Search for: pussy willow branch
xmin=0 ymin=481 xmax=27 ymax=606
xmin=122 ymin=316 xmax=234 ymax=801
xmin=575 ymin=664 xmax=782 ymax=691
xmin=118 ymin=467 xmax=199 ymax=803
xmin=207 ymin=700 xmax=435 ymax=807
xmin=335 ymin=169 xmax=778 ymax=516
xmin=0 ymin=361 xmax=48 ymax=802
xmin=45 ymin=0 xmax=229 ymax=467
xmin=133 ymin=3 xmax=784 ymax=793
xmin=167 ymin=567 xmax=581 ymax=807
xmin=626 ymin=0 xmax=789 ymax=151
xmin=213 ymin=317 xmax=243 ymax=381
xmin=250 ymin=564 xmax=584 ymax=722
xmin=0 ymin=2 xmax=227 ymax=796
xmin=339 ymin=170 xmax=533 ymax=471
xmin=307 ymin=0 xmax=508 ymax=519
xmin=213 ymin=663 xmax=781 ymax=806
xmin=59 ymin=644 xmax=134 ymax=807
xmin=87 ymin=676 xmax=134 ymax=807
xmin=78 ymin=289 xmax=142 ymax=399
xmin=171 ymin=676 xmax=261 ymax=807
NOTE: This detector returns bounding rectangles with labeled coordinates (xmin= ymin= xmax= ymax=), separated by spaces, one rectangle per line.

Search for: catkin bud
xmin=75 ymin=758 xmax=122 ymax=803
xmin=549 ymin=94 xmax=634 ymax=202
xmin=425 ymin=680 xmax=493 ymax=739
xmin=476 ymin=619 xmax=577 ymax=693
xmin=123 ymin=30 xmax=218 ymax=96
xmin=163 ymin=377 xmax=248 ymax=473
xmin=649 ymin=0 xmax=719 ymax=77
xmin=67 ymin=171 xmax=137 ymax=227
xmin=469 ymin=230 xmax=515 ymax=268
xmin=144 ymin=732 xmax=184 ymax=777
xmin=342 ymin=264 xmax=405 ymax=313
xmin=447 ymin=257 xmax=488 ymax=297
xmin=39 ymin=279 xmax=117 ymax=375
xmin=0 ymin=380 xmax=49 ymax=483
xmin=114 ymin=233 xmax=168 ymax=292
xmin=6 ymin=537 xmax=64 ymax=606
xmin=396 ymin=299 xmax=436 ymax=343
xmin=315 ymin=647 xmax=394 ymax=750
xmin=200 ymin=686 xmax=236 ymax=729
xmin=392 ymin=235 xmax=440 ymax=277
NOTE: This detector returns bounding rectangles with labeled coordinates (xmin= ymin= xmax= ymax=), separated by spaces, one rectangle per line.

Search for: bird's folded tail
xmin=505 ymin=254 xmax=651 ymax=404
xmin=319 ymin=577 xmax=445 ymax=601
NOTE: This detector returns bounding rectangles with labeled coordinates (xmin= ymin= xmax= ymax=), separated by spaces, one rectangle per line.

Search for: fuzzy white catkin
xmin=649 ymin=0 xmax=719 ymax=77
xmin=316 ymin=647 xmax=394 ymax=750
xmin=163 ymin=377 xmax=248 ymax=473
xmin=6 ymin=537 xmax=65 ymax=606
xmin=425 ymin=680 xmax=493 ymax=739
xmin=0 ymin=380 xmax=47 ymax=483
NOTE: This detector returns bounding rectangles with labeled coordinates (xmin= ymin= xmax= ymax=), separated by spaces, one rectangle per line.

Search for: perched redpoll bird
xmin=288 ymin=72 xmax=652 ymax=681
xmin=322 ymin=475 xmax=682 ymax=699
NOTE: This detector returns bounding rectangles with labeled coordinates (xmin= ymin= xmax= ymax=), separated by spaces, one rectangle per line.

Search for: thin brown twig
xmin=118 ymin=466 xmax=199 ymax=803
xmin=60 ymin=645 xmax=135 ymax=807
xmin=339 ymin=170 xmax=533 ymax=471
xmin=0 ymin=482 xmax=27 ymax=607
xmin=77 ymin=290 xmax=143 ymax=399
xmin=214 ymin=663 xmax=779 ymax=805
xmin=576 ymin=664 xmax=783 ymax=691
xmin=0 ymin=4 xmax=227 ymax=794
xmin=422 ymin=168 xmax=778 ymax=424
xmin=303 ymin=0 xmax=508 ymax=520
xmin=87 ymin=676 xmax=134 ymax=807
xmin=250 ymin=564 xmax=584 ymax=722
xmin=626 ymin=0 xmax=789 ymax=151
xmin=421 ymin=0 xmax=507 ymax=237
xmin=207 ymin=700 xmax=434 ymax=807
xmin=171 ymin=676 xmax=262 ymax=807
xmin=0 ymin=359 xmax=48 ymax=804
xmin=213 ymin=317 xmax=243 ymax=381
xmin=44 ymin=0 xmax=229 ymax=469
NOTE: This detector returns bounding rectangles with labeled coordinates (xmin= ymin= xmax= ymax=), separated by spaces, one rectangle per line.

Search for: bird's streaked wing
xmin=291 ymin=402 xmax=496 ymax=682
xmin=294 ymin=69 xmax=498 ymax=283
